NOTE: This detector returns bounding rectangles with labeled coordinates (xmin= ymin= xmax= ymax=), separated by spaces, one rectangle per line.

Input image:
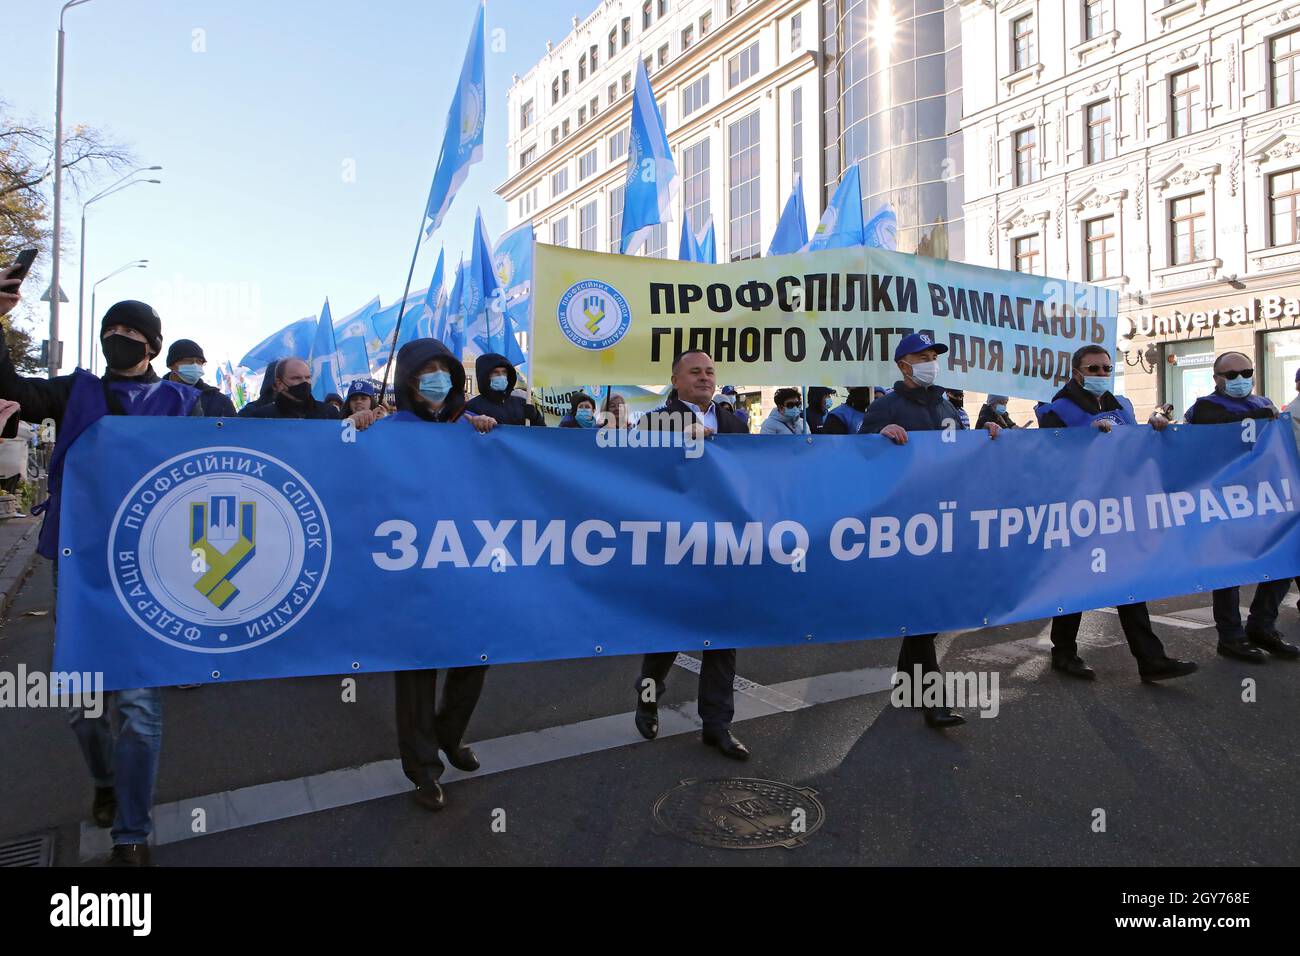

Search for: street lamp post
xmin=77 ymin=167 xmax=162 ymax=368
xmin=51 ymin=0 xmax=98 ymax=378
xmin=89 ymin=259 xmax=147 ymax=374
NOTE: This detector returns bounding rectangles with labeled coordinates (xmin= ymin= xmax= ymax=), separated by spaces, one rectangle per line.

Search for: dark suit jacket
xmin=638 ymin=397 xmax=749 ymax=433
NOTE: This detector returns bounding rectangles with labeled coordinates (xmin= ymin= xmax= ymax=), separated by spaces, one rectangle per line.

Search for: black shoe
xmin=1051 ymin=654 xmax=1097 ymax=680
xmin=91 ymin=786 xmax=116 ymax=829
xmin=106 ymin=844 xmax=151 ymax=867
xmin=411 ymin=781 xmax=446 ymax=811
xmin=1139 ymin=658 xmax=1199 ymax=683
xmin=923 ymin=707 xmax=966 ymax=728
xmin=702 ymin=729 xmax=750 ymax=760
xmin=634 ymin=699 xmax=659 ymax=740
xmin=1218 ymin=639 xmax=1269 ymax=663
xmin=1247 ymin=629 xmax=1300 ymax=659
xmin=442 ymin=744 xmax=480 ymax=773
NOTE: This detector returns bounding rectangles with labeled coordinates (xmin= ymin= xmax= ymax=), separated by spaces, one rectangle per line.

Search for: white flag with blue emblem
xmin=620 ymin=59 xmax=679 ymax=255
xmin=805 ymin=164 xmax=865 ymax=251
xmin=424 ymin=1 xmax=487 ymax=237
xmin=334 ymin=295 xmax=381 ymax=385
xmin=309 ymin=299 xmax=343 ymax=402
xmin=863 ymin=203 xmax=898 ymax=250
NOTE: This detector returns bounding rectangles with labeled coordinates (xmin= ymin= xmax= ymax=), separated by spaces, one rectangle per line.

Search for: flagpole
xmin=377 ymin=212 xmax=430 ymax=405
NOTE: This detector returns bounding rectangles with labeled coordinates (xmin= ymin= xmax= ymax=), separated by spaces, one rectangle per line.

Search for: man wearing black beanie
xmin=0 ymin=293 xmax=201 ymax=867
xmin=164 ymin=338 xmax=236 ymax=417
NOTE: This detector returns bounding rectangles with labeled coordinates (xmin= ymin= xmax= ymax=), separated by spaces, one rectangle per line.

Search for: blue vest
xmin=1195 ymin=392 xmax=1272 ymax=417
xmin=1046 ymin=394 xmax=1137 ymax=429
xmin=36 ymin=370 xmax=198 ymax=559
xmin=827 ymin=404 xmax=865 ymax=433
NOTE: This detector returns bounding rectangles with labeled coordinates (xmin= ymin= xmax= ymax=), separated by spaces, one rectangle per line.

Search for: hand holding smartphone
xmin=0 ymin=249 xmax=37 ymax=319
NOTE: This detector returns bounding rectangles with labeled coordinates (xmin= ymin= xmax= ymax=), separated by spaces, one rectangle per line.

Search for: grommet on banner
xmin=215 ymin=421 xmax=224 ymax=428
xmin=594 ymin=645 xmax=603 ymax=654
xmin=479 ymin=654 xmax=488 ymax=662
xmin=1263 ymin=574 xmax=1271 ymax=580
xmin=61 ymin=547 xmax=71 ymax=557
xmin=805 ymin=436 xmax=813 ymax=444
xmin=703 ymin=639 xmax=711 ymax=647
xmin=351 ymin=661 xmax=360 ymax=670
xmin=805 ymin=634 xmax=812 ymax=641
xmin=1056 ymin=607 xmax=1063 ymax=612
xmin=210 ymin=670 xmax=221 ymax=680
xmin=900 ymin=626 xmax=907 ymax=634
xmin=982 ymin=618 xmax=989 ymax=626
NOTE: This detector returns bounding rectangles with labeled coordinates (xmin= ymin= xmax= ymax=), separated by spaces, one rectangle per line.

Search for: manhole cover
xmin=652 ymin=777 xmax=824 ymax=849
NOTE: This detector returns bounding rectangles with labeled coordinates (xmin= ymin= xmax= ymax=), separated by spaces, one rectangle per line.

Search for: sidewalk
xmin=0 ymin=515 xmax=40 ymax=619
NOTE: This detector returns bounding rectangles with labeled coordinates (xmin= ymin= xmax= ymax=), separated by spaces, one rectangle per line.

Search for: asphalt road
xmin=1 ymin=558 xmax=1297 ymax=866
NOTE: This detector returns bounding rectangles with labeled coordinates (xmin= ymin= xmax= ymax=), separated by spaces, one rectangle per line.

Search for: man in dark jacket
xmin=241 ymin=357 xmax=341 ymax=420
xmin=164 ymin=339 xmax=236 ymax=417
xmin=0 ymin=295 xmax=201 ymax=866
xmin=859 ymin=332 xmax=1000 ymax=728
xmin=237 ymin=361 xmax=280 ymax=417
xmin=1185 ymin=351 xmax=1298 ymax=662
xmin=822 ymin=386 xmax=871 ymax=434
xmin=806 ymin=387 xmax=836 ymax=433
xmin=464 ymin=352 xmax=545 ymax=426
xmin=1037 ymin=345 xmax=1199 ymax=684
xmin=633 ymin=349 xmax=750 ymax=760
xmin=976 ymin=394 xmax=1018 ymax=430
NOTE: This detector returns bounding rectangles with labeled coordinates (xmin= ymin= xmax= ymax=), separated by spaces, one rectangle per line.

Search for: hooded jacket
xmin=858 ymin=381 xmax=963 ymax=434
xmin=464 ymin=352 xmax=545 ymax=426
xmin=381 ymin=338 xmax=474 ymax=425
xmin=760 ymin=406 xmax=811 ymax=435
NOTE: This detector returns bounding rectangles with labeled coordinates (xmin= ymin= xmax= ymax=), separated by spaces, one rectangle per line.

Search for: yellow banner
xmin=530 ymin=244 xmax=1117 ymax=402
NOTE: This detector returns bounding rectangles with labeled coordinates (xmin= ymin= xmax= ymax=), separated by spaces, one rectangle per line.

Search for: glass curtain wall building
xmin=821 ymin=0 xmax=964 ymax=260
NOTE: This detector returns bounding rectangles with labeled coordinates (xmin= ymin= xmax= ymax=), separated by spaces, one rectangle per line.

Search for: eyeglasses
xmin=1218 ymin=368 xmax=1254 ymax=380
xmin=1081 ymin=364 xmax=1114 ymax=374
xmin=781 ymin=402 xmax=802 ymax=410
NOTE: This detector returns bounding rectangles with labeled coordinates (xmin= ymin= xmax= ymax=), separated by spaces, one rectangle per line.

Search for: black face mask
xmin=102 ymin=334 xmax=148 ymax=372
xmin=279 ymin=382 xmax=312 ymax=405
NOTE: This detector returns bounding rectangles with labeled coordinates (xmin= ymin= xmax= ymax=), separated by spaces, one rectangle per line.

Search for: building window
xmin=728 ymin=42 xmax=760 ymax=88
xmin=1012 ymin=15 xmax=1035 ymax=72
xmin=700 ymin=12 xmax=712 ymax=36
xmin=658 ymin=0 xmax=668 ymax=17
xmin=1169 ymin=69 xmax=1200 ymax=138
xmin=682 ymin=138 xmax=711 ymax=233
xmin=1163 ymin=339 xmax=1215 ymax=414
xmin=644 ymin=55 xmax=653 ymax=76
xmin=578 ymin=147 xmax=598 ymax=181
xmin=550 ymin=127 xmax=559 ymax=147
xmin=622 ymin=72 xmax=631 ymax=94
xmin=682 ymin=24 xmax=694 ymax=51
xmin=1271 ymin=28 xmax=1300 ymax=108
xmin=590 ymin=44 xmax=598 ymax=73
xmin=562 ymin=70 xmax=570 ymax=96
xmin=791 ymin=12 xmax=802 ymax=51
xmin=1014 ymin=127 xmax=1037 ymax=186
xmin=791 ymin=88 xmax=803 ymax=181
xmin=658 ymin=43 xmax=669 ymax=68
xmin=609 ymin=183 xmax=625 ymax=253
xmin=552 ymin=167 xmax=568 ymax=197
xmin=642 ymin=1 xmax=652 ymax=30
xmin=578 ymin=106 xmax=586 ymax=127
xmin=622 ymin=17 xmax=631 ymax=47
xmin=682 ymin=75 xmax=710 ymax=116
xmin=1085 ymin=101 xmax=1113 ymax=164
xmin=728 ymin=111 xmax=761 ymax=260
xmin=579 ymin=200 xmax=599 ymax=250
xmin=520 ymin=98 xmax=534 ymax=130
xmin=1260 ymin=329 xmax=1300 ymax=405
xmin=643 ymin=222 xmax=669 ymax=258
xmin=551 ymin=217 xmax=568 ymax=248
xmin=1083 ymin=0 xmax=1108 ymax=41
xmin=579 ymin=54 xmax=587 ymax=83
xmin=1013 ymin=234 xmax=1040 ymax=274
xmin=1169 ymin=192 xmax=1207 ymax=265
xmin=590 ymin=96 xmax=599 ymax=118
xmin=609 ymin=27 xmax=618 ymax=59
xmin=551 ymin=79 xmax=560 ymax=105
xmin=608 ymin=82 xmax=618 ymax=104
xmin=519 ymin=145 xmax=536 ymax=169
xmin=1084 ymin=216 xmax=1116 ymax=280
xmin=562 ymin=118 xmax=570 ymax=138
xmin=1270 ymin=169 xmax=1300 ymax=247
xmin=609 ymin=128 xmax=629 ymax=162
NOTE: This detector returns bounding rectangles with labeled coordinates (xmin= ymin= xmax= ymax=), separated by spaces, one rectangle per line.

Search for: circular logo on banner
xmin=107 ymin=447 xmax=332 ymax=654
xmin=459 ymin=86 xmax=484 ymax=147
xmin=557 ymin=280 xmax=632 ymax=351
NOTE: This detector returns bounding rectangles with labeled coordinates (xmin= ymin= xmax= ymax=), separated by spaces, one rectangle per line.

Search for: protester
xmin=375 ymin=337 xmax=495 ymax=811
xmin=241 ymin=358 xmax=341 ymax=420
xmin=822 ymin=386 xmax=872 ymax=434
xmin=1185 ymin=351 xmax=1297 ymax=661
xmin=602 ymin=392 xmax=632 ymax=429
xmin=163 ymin=339 xmax=236 ymax=417
xmin=946 ymin=390 xmax=971 ymax=429
xmin=859 ymin=333 xmax=1000 ymax=728
xmin=634 ymin=350 xmax=750 ymax=759
xmin=806 ymin=387 xmax=836 ymax=433
xmin=0 ymin=293 xmax=202 ymax=866
xmin=559 ymin=393 xmax=597 ymax=428
xmin=345 ymin=380 xmax=378 ymax=415
xmin=760 ymin=388 xmax=811 ymax=435
xmin=976 ymin=394 xmax=1018 ymax=430
xmin=237 ymin=360 xmax=280 ymax=417
xmin=324 ymin=392 xmax=345 ymax=414
xmin=1036 ymin=346 xmax=1200 ymax=683
xmin=721 ymin=385 xmax=748 ymax=427
xmin=465 ymin=352 xmax=546 ymax=426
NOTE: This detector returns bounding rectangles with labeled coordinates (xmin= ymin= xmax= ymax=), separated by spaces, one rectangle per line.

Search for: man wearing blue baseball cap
xmin=858 ymin=332 xmax=1001 ymax=728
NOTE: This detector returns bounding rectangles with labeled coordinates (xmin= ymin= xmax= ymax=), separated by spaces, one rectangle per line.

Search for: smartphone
xmin=1 ymin=249 xmax=38 ymax=287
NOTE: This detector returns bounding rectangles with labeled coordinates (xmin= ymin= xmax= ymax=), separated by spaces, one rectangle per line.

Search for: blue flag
xmin=424 ymin=2 xmax=487 ymax=237
xmin=309 ymin=299 xmax=343 ymax=402
xmin=864 ymin=203 xmax=898 ymax=250
xmin=492 ymin=221 xmax=534 ymax=350
xmin=464 ymin=208 xmax=502 ymax=352
xmin=678 ymin=214 xmax=705 ymax=263
xmin=446 ymin=258 xmax=467 ymax=359
xmin=399 ymin=249 xmax=446 ymax=352
xmin=696 ymin=218 xmax=716 ymax=264
xmin=768 ymin=175 xmax=810 ymax=256
xmin=370 ymin=290 xmax=426 ymax=375
xmin=806 ymin=164 xmax=865 ymax=251
xmin=620 ymin=59 xmax=679 ymax=255
xmin=334 ymin=296 xmax=381 ymax=386
xmin=238 ymin=317 xmax=317 ymax=370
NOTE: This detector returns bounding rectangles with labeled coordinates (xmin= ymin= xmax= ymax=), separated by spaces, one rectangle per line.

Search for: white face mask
xmin=907 ymin=360 xmax=938 ymax=386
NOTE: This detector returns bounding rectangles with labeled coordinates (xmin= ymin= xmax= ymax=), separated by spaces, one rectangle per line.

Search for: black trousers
xmin=638 ymin=649 xmax=736 ymax=733
xmin=894 ymin=634 xmax=940 ymax=708
xmin=1051 ymin=603 xmax=1165 ymax=665
xmin=394 ymin=665 xmax=488 ymax=787
xmin=1212 ymin=579 xmax=1289 ymax=642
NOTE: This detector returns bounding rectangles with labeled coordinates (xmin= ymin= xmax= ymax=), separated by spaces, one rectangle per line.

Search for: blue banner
xmin=55 ymin=417 xmax=1300 ymax=690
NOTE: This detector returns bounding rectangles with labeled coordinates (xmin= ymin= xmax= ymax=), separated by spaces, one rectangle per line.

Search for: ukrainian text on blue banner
xmin=54 ymin=417 xmax=1300 ymax=690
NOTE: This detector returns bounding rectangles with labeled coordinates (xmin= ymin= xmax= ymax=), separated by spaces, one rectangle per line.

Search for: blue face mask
xmin=782 ymin=405 xmax=802 ymax=421
xmin=1225 ymin=377 xmax=1253 ymax=398
xmin=1081 ymin=375 xmax=1111 ymax=397
xmin=418 ymin=371 xmax=452 ymax=403
xmin=176 ymin=364 xmax=203 ymax=385
xmin=823 ymin=399 xmax=833 ymax=412
xmin=576 ymin=408 xmax=595 ymax=427
xmin=490 ymin=374 xmax=509 ymax=392
xmin=994 ymin=403 xmax=1007 ymax=415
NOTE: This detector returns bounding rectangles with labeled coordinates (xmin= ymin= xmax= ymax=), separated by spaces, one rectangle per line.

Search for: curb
xmin=0 ymin=520 xmax=41 ymax=618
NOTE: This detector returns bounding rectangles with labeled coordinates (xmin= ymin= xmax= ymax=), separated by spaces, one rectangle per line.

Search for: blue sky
xmin=6 ymin=0 xmax=576 ymax=373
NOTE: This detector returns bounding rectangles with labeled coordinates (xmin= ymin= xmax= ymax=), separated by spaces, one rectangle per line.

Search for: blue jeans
xmin=54 ymin=561 xmax=162 ymax=845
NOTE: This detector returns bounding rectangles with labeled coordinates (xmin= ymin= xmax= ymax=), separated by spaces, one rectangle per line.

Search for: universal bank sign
xmin=1119 ymin=292 xmax=1300 ymax=340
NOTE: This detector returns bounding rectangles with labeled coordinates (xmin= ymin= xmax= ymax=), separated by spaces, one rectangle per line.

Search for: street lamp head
xmin=147 ymin=166 xmax=162 ymax=171
xmin=145 ymin=179 xmax=161 ymax=184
